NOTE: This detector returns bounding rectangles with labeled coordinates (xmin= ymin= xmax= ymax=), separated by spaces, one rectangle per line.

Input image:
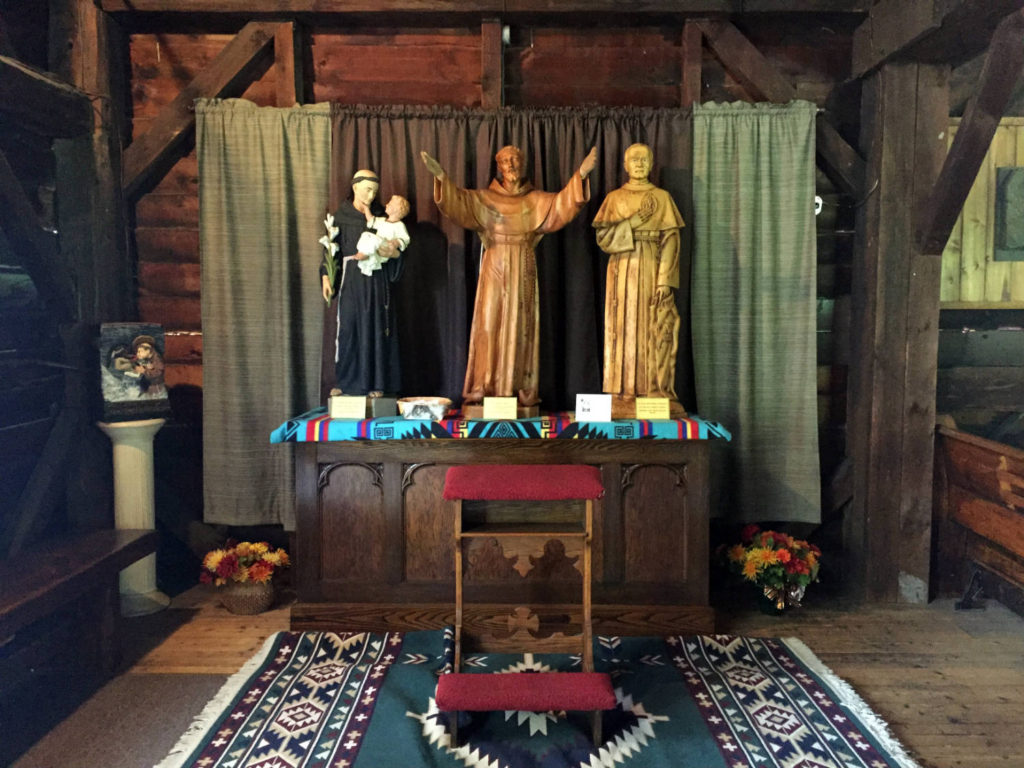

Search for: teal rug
xmin=156 ymin=629 xmax=922 ymax=768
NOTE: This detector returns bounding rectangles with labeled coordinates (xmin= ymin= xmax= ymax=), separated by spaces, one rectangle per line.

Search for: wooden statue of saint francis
xmin=421 ymin=144 xmax=597 ymax=417
xmin=592 ymin=143 xmax=686 ymax=419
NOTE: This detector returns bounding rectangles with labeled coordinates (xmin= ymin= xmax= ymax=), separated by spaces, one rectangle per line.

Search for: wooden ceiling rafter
xmin=917 ymin=9 xmax=1024 ymax=255
xmin=696 ymin=18 xmax=866 ymax=196
xmin=852 ymin=0 xmax=1024 ymax=78
xmin=97 ymin=1 xmax=871 ymax=15
xmin=0 ymin=54 xmax=93 ymax=138
xmin=121 ymin=20 xmax=278 ymax=199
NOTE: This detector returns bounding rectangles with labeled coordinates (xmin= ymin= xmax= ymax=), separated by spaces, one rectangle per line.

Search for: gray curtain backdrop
xmin=196 ymin=99 xmax=331 ymax=529
xmin=692 ymin=101 xmax=821 ymax=524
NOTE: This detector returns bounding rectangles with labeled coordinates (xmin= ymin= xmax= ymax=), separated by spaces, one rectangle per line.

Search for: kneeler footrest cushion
xmin=435 ymin=672 xmax=616 ymax=712
xmin=443 ymin=464 xmax=604 ymax=501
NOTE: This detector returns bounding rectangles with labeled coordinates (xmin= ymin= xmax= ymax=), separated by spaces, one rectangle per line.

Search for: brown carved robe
xmin=434 ymin=172 xmax=590 ymax=406
xmin=592 ymin=181 xmax=684 ymax=399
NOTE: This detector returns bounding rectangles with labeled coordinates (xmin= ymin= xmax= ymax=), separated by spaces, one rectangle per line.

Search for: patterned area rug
xmin=156 ymin=630 xmax=922 ymax=768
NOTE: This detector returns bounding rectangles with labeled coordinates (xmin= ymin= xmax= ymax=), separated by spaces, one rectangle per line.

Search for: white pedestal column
xmin=98 ymin=418 xmax=172 ymax=617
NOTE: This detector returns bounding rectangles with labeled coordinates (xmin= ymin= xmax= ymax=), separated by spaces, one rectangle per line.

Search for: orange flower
xmin=751 ymin=547 xmax=778 ymax=566
xmin=775 ymin=548 xmax=792 ymax=564
xmin=742 ymin=558 xmax=760 ymax=580
xmin=727 ymin=544 xmax=747 ymax=564
xmin=248 ymin=559 xmax=274 ymax=583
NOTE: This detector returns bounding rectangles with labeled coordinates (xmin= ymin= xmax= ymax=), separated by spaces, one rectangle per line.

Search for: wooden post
xmin=847 ymin=62 xmax=949 ymax=602
xmin=47 ymin=0 xmax=134 ymax=536
xmin=481 ymin=18 xmax=502 ymax=109
xmin=49 ymin=0 xmax=133 ymax=323
xmin=275 ymin=21 xmax=304 ymax=106
xmin=680 ymin=21 xmax=702 ymax=108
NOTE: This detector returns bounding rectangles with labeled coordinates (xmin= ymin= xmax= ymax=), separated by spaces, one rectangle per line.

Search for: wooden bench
xmin=0 ymin=529 xmax=159 ymax=689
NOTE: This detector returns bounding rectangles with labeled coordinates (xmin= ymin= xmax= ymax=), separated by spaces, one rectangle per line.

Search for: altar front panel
xmin=291 ymin=436 xmax=714 ymax=636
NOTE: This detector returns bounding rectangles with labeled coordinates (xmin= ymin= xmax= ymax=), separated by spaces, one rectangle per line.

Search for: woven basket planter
xmin=220 ymin=581 xmax=275 ymax=615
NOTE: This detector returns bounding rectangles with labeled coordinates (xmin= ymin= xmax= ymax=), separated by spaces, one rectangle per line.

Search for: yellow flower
xmin=235 ymin=542 xmax=252 ymax=557
xmin=251 ymin=542 xmax=269 ymax=555
xmin=234 ymin=565 xmax=250 ymax=583
xmin=751 ymin=547 xmax=778 ymax=567
xmin=204 ymin=550 xmax=226 ymax=571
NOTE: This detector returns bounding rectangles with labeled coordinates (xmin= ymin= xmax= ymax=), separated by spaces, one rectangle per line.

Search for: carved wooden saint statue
xmin=421 ymin=145 xmax=597 ymax=412
xmin=592 ymin=143 xmax=686 ymax=417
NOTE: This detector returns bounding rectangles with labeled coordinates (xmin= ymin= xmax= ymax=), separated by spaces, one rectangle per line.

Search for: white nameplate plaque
xmin=636 ymin=397 xmax=671 ymax=420
xmin=482 ymin=396 xmax=518 ymax=420
xmin=575 ymin=393 xmax=612 ymax=422
xmin=329 ymin=395 xmax=368 ymax=420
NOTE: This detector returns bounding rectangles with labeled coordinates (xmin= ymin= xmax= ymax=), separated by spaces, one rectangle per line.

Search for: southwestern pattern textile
xmin=270 ymin=408 xmax=731 ymax=443
xmin=157 ymin=630 xmax=921 ymax=768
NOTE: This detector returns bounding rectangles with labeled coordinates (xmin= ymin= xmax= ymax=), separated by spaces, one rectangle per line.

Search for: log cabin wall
xmin=935 ymin=117 xmax=1024 ymax=445
xmin=130 ymin=17 xmax=858 ymax=507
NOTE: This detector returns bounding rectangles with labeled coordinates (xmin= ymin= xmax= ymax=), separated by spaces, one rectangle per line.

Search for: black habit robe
xmin=326 ymin=200 xmax=403 ymax=395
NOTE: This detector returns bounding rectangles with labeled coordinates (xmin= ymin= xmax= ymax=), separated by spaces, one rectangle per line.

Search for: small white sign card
xmin=482 ymin=396 xmax=518 ymax=420
xmin=575 ymin=393 xmax=612 ymax=422
xmin=330 ymin=395 xmax=368 ymax=420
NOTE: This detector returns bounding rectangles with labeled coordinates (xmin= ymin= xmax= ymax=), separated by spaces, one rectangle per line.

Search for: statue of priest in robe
xmin=592 ymin=143 xmax=686 ymax=418
xmin=421 ymin=144 xmax=597 ymax=414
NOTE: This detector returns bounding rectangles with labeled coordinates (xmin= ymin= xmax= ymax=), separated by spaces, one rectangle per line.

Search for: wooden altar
xmin=288 ymin=416 xmax=717 ymax=638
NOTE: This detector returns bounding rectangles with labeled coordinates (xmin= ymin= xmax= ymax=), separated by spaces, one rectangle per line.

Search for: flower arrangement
xmin=200 ymin=541 xmax=290 ymax=586
xmin=723 ymin=525 xmax=821 ymax=611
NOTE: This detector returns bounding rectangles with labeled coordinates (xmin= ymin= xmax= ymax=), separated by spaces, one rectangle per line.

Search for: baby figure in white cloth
xmin=356 ymin=194 xmax=411 ymax=276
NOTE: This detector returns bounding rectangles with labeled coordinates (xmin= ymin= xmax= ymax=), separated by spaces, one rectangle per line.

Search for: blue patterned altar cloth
xmin=270 ymin=407 xmax=731 ymax=443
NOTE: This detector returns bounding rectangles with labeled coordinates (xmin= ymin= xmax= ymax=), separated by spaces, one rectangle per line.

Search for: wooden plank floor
xmin=121 ymin=587 xmax=1024 ymax=768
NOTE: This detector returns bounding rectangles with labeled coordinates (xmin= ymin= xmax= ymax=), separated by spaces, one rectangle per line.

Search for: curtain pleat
xmin=197 ymin=99 xmax=331 ymax=529
xmin=691 ymin=101 xmax=821 ymax=524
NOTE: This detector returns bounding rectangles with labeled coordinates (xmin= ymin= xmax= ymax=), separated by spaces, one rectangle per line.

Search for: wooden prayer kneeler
xmin=437 ymin=464 xmax=616 ymax=746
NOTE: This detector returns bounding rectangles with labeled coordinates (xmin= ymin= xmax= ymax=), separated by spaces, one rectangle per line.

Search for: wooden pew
xmin=0 ymin=529 xmax=159 ymax=689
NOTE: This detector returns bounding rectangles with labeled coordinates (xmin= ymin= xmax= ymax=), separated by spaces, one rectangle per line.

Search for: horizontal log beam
xmin=121 ymin=21 xmax=277 ymax=199
xmin=0 ymin=55 xmax=93 ymax=138
xmin=852 ymin=0 xmax=1024 ymax=78
xmin=98 ymin=0 xmax=869 ymax=13
xmin=917 ymin=9 xmax=1024 ymax=254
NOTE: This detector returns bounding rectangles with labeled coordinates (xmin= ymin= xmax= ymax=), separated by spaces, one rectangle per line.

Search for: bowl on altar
xmin=397 ymin=396 xmax=452 ymax=421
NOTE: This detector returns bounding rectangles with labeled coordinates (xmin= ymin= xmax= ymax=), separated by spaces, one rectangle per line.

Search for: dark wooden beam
xmin=696 ymin=19 xmax=866 ymax=196
xmin=0 ymin=149 xmax=75 ymax=322
xmin=917 ymin=10 xmax=1024 ymax=254
xmin=0 ymin=55 xmax=92 ymax=138
xmin=50 ymin=0 xmax=135 ymax=325
xmin=121 ymin=21 xmax=277 ymax=199
xmin=852 ymin=0 xmax=1024 ymax=78
xmin=847 ymin=62 xmax=948 ymax=603
xmin=481 ymin=18 xmax=502 ymax=109
xmin=680 ymin=21 xmax=703 ymax=108
xmin=97 ymin=0 xmax=870 ymax=13
xmin=274 ymin=22 xmax=304 ymax=105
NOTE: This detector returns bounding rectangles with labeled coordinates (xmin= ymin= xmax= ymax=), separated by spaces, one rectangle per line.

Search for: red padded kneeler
xmin=435 ymin=672 xmax=616 ymax=712
xmin=443 ymin=465 xmax=604 ymax=501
